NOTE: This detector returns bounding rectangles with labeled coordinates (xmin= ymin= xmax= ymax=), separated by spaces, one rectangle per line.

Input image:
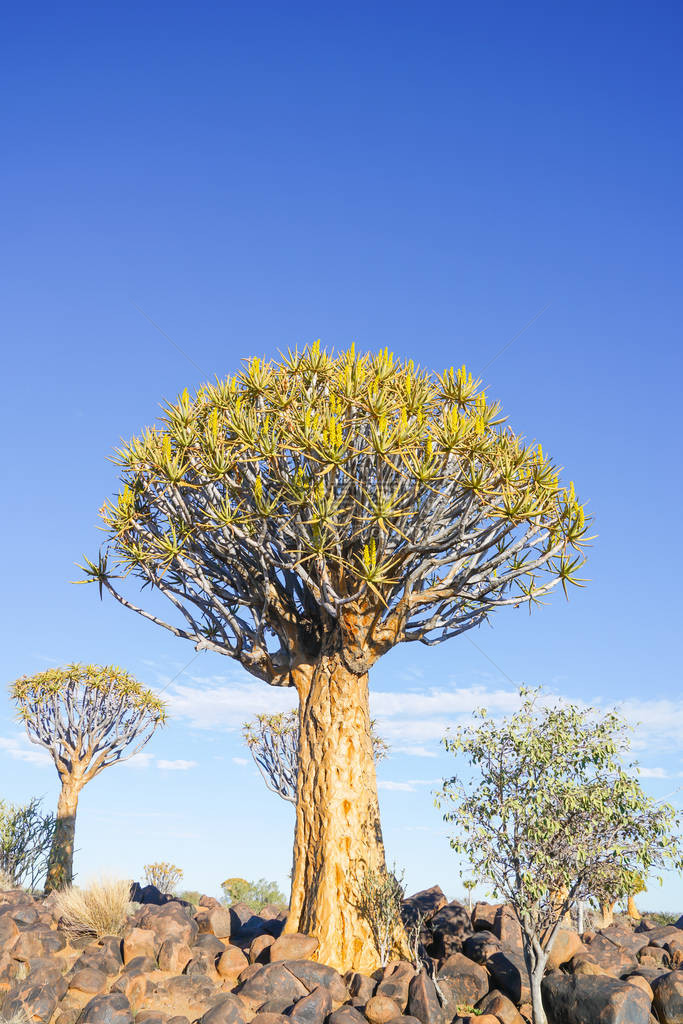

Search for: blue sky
xmin=2 ymin=2 xmax=682 ymax=908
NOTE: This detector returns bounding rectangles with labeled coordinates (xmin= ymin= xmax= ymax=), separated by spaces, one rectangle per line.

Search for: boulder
xmin=0 ymin=914 xmax=19 ymax=947
xmin=346 ymin=972 xmax=377 ymax=1002
xmin=78 ymin=993 xmax=134 ymax=1024
xmin=364 ymin=994 xmax=403 ymax=1024
xmin=492 ymin=906 xmax=523 ymax=953
xmin=195 ymin=906 xmax=232 ymax=940
xmin=546 ymin=928 xmax=586 ymax=970
xmin=138 ymin=903 xmax=198 ymax=948
xmin=436 ymin=952 xmax=488 ymax=1005
xmin=407 ymin=969 xmax=446 ymax=1024
xmin=284 ymin=960 xmax=348 ymax=1003
xmin=487 ymin=950 xmax=530 ymax=1005
xmin=542 ymin=971 xmax=651 ymax=1024
xmin=69 ymin=968 xmax=109 ymax=995
xmin=402 ymin=886 xmax=448 ymax=926
xmin=375 ymin=961 xmax=415 ymax=1010
xmin=157 ymin=938 xmax=193 ymax=973
xmin=652 ymin=970 xmax=683 ymax=1023
xmin=3 ymin=983 xmax=60 ymax=1024
xmin=250 ymin=934 xmax=276 ymax=963
xmin=428 ymin=901 xmax=472 ymax=958
xmin=287 ymin=986 xmax=332 ymax=1024
xmin=461 ymin=930 xmax=500 ymax=964
xmin=471 ymin=902 xmax=500 ymax=933
xmin=238 ymin=963 xmax=309 ymax=1005
xmin=476 ymin=990 xmax=525 ymax=1024
xmin=269 ymin=933 xmax=318 ymax=962
xmin=327 ymin=1007 xmax=366 ymax=1024
xmin=217 ymin=945 xmax=250 ymax=979
xmin=122 ymin=928 xmax=157 ymax=964
xmin=193 ymin=933 xmax=227 ymax=956
xmin=199 ymin=995 xmax=247 ymax=1024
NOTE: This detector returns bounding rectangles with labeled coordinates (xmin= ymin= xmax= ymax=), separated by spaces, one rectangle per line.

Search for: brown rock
xmin=158 ymin=938 xmax=193 ymax=973
xmin=199 ymin=994 xmax=247 ymax=1024
xmin=251 ymin=1015 xmax=290 ymax=1024
xmin=78 ymin=993 xmax=134 ymax=1024
xmin=347 ymin=972 xmax=377 ymax=1002
xmin=269 ymin=933 xmax=318 ymax=962
xmin=407 ymin=970 xmax=446 ymax=1024
xmin=402 ymin=887 xmax=448 ymax=926
xmin=287 ymin=986 xmax=333 ymax=1024
xmin=652 ymin=970 xmax=683 ymax=1023
xmin=493 ymin=905 xmax=523 ymax=952
xmin=123 ymin=928 xmax=157 ymax=964
xmin=0 ymin=914 xmax=19 ymax=948
xmin=364 ymin=994 xmax=403 ymax=1024
xmin=196 ymin=906 xmax=232 ymax=940
xmin=626 ymin=975 xmax=654 ymax=1001
xmin=284 ymin=960 xmax=348 ymax=1003
xmin=69 ymin=968 xmax=109 ymax=994
xmin=572 ymin=955 xmax=610 ymax=976
xmin=471 ymin=902 xmax=500 ymax=933
xmin=546 ymin=927 xmax=586 ymax=969
xmin=437 ymin=952 xmax=488 ymax=1006
xmin=476 ymin=990 xmax=525 ymax=1024
xmin=237 ymin=962 xmax=309 ymax=1005
xmin=375 ymin=961 xmax=415 ymax=1010
xmin=462 ymin=1017 xmax=499 ymax=1024
xmin=542 ymin=972 xmax=651 ymax=1024
xmin=250 ymin=934 xmax=276 ymax=964
xmin=217 ymin=945 xmax=249 ymax=978
xmin=328 ymin=1008 xmax=366 ymax=1024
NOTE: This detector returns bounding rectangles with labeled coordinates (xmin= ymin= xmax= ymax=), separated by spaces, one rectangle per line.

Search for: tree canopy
xmin=83 ymin=344 xmax=591 ymax=684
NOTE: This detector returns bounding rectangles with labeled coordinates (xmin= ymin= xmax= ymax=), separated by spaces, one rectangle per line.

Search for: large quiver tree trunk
xmin=45 ymin=779 xmax=80 ymax=893
xmin=286 ymin=649 xmax=386 ymax=973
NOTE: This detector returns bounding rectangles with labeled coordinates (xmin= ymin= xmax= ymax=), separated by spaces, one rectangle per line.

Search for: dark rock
xmin=407 ymin=969 xmax=446 ymax=1024
xmin=8 ymin=904 xmax=40 ymax=926
xmin=158 ymin=938 xmax=193 ymax=973
xmin=638 ymin=945 xmax=670 ymax=966
xmin=674 ymin=915 xmax=683 ymax=930
xmin=78 ymin=993 xmax=134 ymax=1024
xmin=640 ymin=926 xmax=683 ymax=949
xmin=546 ymin=928 xmax=585 ymax=970
xmin=346 ymin=972 xmax=377 ymax=1002
xmin=461 ymin=930 xmax=500 ymax=964
xmin=270 ymin=934 xmax=318 ymax=962
xmin=286 ymin=986 xmax=332 ymax=1024
xmin=186 ymin=950 xmax=220 ymax=977
xmin=123 ymin=928 xmax=157 ymax=963
xmin=24 ymin=954 xmax=65 ymax=986
xmin=471 ymin=902 xmax=500 ymax=933
xmin=136 ymin=1014 xmax=168 ymax=1024
xmin=327 ymin=1007 xmax=367 ymax=1024
xmin=599 ymin=925 xmax=652 ymax=955
xmin=12 ymin=925 xmax=66 ymax=958
xmin=364 ymin=994 xmax=403 ymax=1024
xmin=196 ymin=906 xmax=232 ymax=940
xmin=238 ymin=963 xmax=309 ymax=1005
xmin=122 ymin=954 xmax=157 ymax=975
xmin=375 ymin=961 xmax=415 ymax=1010
xmin=217 ymin=945 xmax=250 ymax=978
xmin=200 ymin=994 xmax=247 ymax=1024
xmin=284 ymin=960 xmax=348 ymax=1002
xmin=3 ymin=983 xmax=59 ymax=1023
xmin=487 ymin=950 xmax=530 ymax=1005
xmin=252 ymin=1015 xmax=290 ymax=1024
xmin=576 ymin=934 xmax=639 ymax=978
xmin=250 ymin=934 xmax=276 ymax=963
xmin=476 ymin=989 xmax=525 ymax=1024
xmin=0 ymin=914 xmax=19 ymax=947
xmin=542 ymin=971 xmax=651 ymax=1024
xmin=427 ymin=901 xmax=472 ymax=958
xmin=652 ymin=970 xmax=683 ymax=1023
xmin=259 ymin=997 xmax=299 ymax=1015
xmin=69 ymin=968 xmax=109 ymax=994
xmin=492 ymin=906 xmax=523 ymax=953
xmin=138 ymin=904 xmax=198 ymax=948
xmin=436 ymin=952 xmax=488 ymax=1005
xmin=402 ymin=887 xmax=447 ymax=927
xmin=194 ymin=933 xmax=227 ymax=956
xmin=228 ymin=902 xmax=254 ymax=933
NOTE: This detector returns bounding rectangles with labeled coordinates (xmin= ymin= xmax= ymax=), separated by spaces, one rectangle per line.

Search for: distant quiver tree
xmin=243 ymin=710 xmax=389 ymax=804
xmin=11 ymin=664 xmax=166 ymax=892
xmin=82 ymin=343 xmax=591 ymax=971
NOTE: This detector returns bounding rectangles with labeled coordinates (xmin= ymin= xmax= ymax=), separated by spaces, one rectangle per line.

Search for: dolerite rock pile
xmin=1 ymin=884 xmax=682 ymax=1024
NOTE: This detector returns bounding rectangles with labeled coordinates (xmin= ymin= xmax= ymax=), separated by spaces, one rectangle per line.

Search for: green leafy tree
xmin=0 ymin=797 xmax=55 ymax=891
xmin=83 ymin=344 xmax=589 ymax=971
xmin=438 ymin=688 xmax=683 ymax=1024
xmin=11 ymin=664 xmax=166 ymax=892
xmin=221 ymin=876 xmax=287 ymax=910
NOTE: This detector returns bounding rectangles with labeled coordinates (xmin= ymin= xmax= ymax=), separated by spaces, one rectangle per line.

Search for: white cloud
xmin=232 ymin=757 xmax=248 ymax=766
xmin=123 ymin=751 xmax=155 ymax=770
xmin=379 ymin=780 xmax=417 ymax=792
xmin=157 ymin=759 xmax=197 ymax=771
xmin=392 ymin=745 xmax=439 ymax=758
xmin=0 ymin=735 xmax=51 ymax=766
xmin=638 ymin=767 xmax=670 ymax=779
xmin=166 ymin=675 xmax=296 ymax=731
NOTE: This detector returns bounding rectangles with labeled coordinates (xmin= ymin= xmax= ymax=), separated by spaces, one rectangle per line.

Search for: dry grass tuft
xmin=0 ymin=990 xmax=32 ymax=1024
xmin=54 ymin=876 xmax=133 ymax=937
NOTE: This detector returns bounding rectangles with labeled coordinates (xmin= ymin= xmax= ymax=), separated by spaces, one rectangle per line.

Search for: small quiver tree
xmin=243 ymin=710 xmax=389 ymax=803
xmin=437 ymin=688 xmax=683 ymax=1024
xmin=85 ymin=344 xmax=591 ymax=971
xmin=11 ymin=664 xmax=166 ymax=892
xmin=144 ymin=861 xmax=184 ymax=894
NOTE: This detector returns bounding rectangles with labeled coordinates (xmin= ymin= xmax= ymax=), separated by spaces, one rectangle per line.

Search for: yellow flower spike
xmin=162 ymin=436 xmax=172 ymax=462
xmin=254 ymin=477 xmax=263 ymax=503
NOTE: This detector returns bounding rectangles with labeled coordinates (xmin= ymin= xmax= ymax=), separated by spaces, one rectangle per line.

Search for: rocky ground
xmin=1 ymin=883 xmax=682 ymax=1024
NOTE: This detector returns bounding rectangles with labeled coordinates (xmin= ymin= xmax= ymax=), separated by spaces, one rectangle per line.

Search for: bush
xmin=639 ymin=909 xmax=681 ymax=926
xmin=355 ymin=865 xmax=405 ymax=967
xmin=54 ymin=877 xmax=133 ymax=937
xmin=220 ymin=876 xmax=287 ymax=911
xmin=0 ymin=797 xmax=55 ymax=890
xmin=0 ymin=990 xmax=32 ymax=1024
xmin=144 ymin=861 xmax=183 ymax=894
xmin=178 ymin=889 xmax=202 ymax=907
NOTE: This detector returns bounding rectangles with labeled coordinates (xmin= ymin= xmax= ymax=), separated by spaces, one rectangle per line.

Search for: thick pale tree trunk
xmin=286 ymin=650 xmax=387 ymax=973
xmin=45 ymin=779 xmax=80 ymax=893
xmin=530 ymin=968 xmax=548 ymax=1024
xmin=600 ymin=902 xmax=614 ymax=928
xmin=627 ymin=894 xmax=641 ymax=920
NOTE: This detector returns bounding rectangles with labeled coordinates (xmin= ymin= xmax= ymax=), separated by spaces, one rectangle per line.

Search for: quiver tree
xmin=11 ymin=664 xmax=166 ymax=892
xmin=243 ymin=710 xmax=389 ymax=803
xmin=438 ymin=689 xmax=683 ymax=1024
xmin=83 ymin=343 xmax=591 ymax=970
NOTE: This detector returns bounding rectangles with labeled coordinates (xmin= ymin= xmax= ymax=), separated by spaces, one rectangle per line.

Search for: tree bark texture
xmin=45 ymin=780 xmax=80 ymax=893
xmin=286 ymin=650 xmax=386 ymax=972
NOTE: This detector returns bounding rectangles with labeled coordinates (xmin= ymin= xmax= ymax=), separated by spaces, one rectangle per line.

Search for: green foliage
xmin=220 ymin=876 xmax=287 ymax=911
xmin=11 ymin=664 xmax=166 ymax=726
xmin=178 ymin=889 xmax=202 ymax=907
xmin=639 ymin=909 xmax=680 ymax=925
xmin=438 ymin=687 xmax=683 ymax=1023
xmin=0 ymin=797 xmax=55 ymax=891
xmin=144 ymin=861 xmax=183 ymax=893
xmin=84 ymin=344 xmax=590 ymax=683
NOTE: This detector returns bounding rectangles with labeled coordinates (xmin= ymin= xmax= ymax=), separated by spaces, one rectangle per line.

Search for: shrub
xmin=355 ymin=865 xmax=405 ymax=967
xmin=220 ymin=877 xmax=287 ymax=911
xmin=0 ymin=797 xmax=55 ymax=891
xmin=54 ymin=876 xmax=133 ymax=937
xmin=178 ymin=889 xmax=202 ymax=907
xmin=144 ymin=861 xmax=183 ymax=894
xmin=0 ymin=990 xmax=32 ymax=1024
